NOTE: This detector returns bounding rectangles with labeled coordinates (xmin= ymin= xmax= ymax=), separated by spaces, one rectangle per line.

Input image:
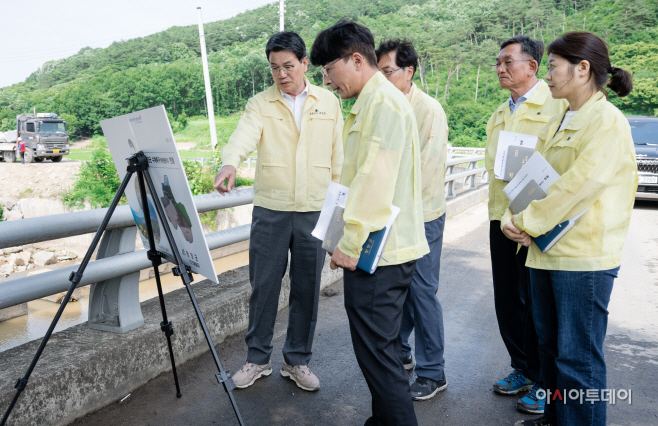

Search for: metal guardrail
xmin=447 ymin=146 xmax=485 ymax=158
xmin=0 ymin=188 xmax=254 ymax=318
xmin=444 ymin=154 xmax=488 ymax=198
xmin=0 ymin=225 xmax=250 ymax=311
xmin=0 ymin=189 xmax=254 ymax=250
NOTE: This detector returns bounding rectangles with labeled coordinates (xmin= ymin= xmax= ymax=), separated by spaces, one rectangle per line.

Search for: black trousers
xmin=489 ymin=220 xmax=541 ymax=384
xmin=344 ymin=261 xmax=418 ymax=426
xmin=245 ymin=206 xmax=325 ymax=367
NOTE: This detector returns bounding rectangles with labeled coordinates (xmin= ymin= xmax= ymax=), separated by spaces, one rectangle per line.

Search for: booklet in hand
xmin=533 ymin=210 xmax=588 ymax=253
xmin=502 ymin=152 xmax=588 ymax=252
xmin=494 ymin=130 xmax=538 ymax=180
xmin=503 ymin=152 xmax=559 ymax=205
xmin=312 ymin=182 xmax=400 ymax=274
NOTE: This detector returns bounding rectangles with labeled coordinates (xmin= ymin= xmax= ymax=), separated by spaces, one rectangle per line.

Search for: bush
xmin=62 ymin=141 xmax=122 ymax=209
xmin=183 ymin=159 xmax=215 ymax=195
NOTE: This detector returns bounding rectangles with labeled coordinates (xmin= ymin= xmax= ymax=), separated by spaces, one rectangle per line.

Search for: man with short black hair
xmin=485 ymin=35 xmax=567 ymax=416
xmin=311 ymin=21 xmax=428 ymax=425
xmin=377 ymin=39 xmax=449 ymax=401
xmin=214 ymin=31 xmax=343 ymax=392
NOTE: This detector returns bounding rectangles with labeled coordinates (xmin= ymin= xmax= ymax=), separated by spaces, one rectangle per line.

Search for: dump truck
xmin=0 ymin=113 xmax=70 ymax=163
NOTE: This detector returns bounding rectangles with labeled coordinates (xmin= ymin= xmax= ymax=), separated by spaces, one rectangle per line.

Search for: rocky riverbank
xmin=0 ymin=245 xmax=77 ymax=279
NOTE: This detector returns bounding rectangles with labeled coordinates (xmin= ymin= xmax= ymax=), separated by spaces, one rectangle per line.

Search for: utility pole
xmin=197 ymin=7 xmax=218 ymax=152
xmin=279 ymin=0 xmax=285 ymax=32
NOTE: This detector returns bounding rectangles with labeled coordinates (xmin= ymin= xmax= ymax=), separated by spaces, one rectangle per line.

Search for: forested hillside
xmin=1 ymin=0 xmax=656 ymax=147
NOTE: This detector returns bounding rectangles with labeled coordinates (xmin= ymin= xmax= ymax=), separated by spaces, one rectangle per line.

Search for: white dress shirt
xmin=281 ymin=80 xmax=309 ymax=132
xmin=508 ymin=81 xmax=540 ymax=115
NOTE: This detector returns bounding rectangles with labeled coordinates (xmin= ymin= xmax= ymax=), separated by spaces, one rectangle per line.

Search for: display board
xmin=100 ymin=105 xmax=218 ymax=283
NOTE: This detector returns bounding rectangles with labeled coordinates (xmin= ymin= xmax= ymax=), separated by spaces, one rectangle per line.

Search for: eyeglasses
xmin=270 ymin=61 xmax=301 ymax=76
xmin=321 ymin=54 xmax=352 ymax=78
xmin=381 ymin=67 xmax=403 ymax=77
xmin=490 ymin=59 xmax=531 ymax=72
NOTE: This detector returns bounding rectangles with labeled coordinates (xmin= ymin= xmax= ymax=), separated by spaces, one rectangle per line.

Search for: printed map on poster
xmin=100 ymin=105 xmax=218 ymax=283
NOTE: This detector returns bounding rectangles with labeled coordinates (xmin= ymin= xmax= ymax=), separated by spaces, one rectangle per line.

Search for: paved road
xmin=72 ymin=201 xmax=658 ymax=426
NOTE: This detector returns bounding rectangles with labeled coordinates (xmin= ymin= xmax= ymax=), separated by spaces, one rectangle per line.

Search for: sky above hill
xmin=0 ymin=0 xmax=276 ymax=88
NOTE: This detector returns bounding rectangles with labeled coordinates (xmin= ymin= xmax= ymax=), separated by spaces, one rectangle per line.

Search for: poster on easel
xmin=100 ymin=105 xmax=218 ymax=284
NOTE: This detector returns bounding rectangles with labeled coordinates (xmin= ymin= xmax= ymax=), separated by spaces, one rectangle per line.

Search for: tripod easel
xmin=1 ymin=152 xmax=244 ymax=426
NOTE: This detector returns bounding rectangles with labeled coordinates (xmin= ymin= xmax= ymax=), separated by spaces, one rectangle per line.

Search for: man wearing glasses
xmin=311 ymin=21 xmax=428 ymax=425
xmin=485 ymin=36 xmax=567 ymax=416
xmin=376 ymin=39 xmax=449 ymax=401
xmin=214 ymin=31 xmax=343 ymax=392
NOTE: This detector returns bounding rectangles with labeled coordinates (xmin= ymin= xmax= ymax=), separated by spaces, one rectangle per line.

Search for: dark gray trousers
xmin=245 ymin=206 xmax=325 ymax=367
xmin=344 ymin=261 xmax=419 ymax=426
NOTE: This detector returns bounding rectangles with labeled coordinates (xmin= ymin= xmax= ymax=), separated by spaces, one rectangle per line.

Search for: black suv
xmin=629 ymin=117 xmax=658 ymax=200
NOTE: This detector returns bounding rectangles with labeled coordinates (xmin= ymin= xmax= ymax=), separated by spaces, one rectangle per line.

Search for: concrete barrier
xmin=0 ymin=259 xmax=341 ymax=426
xmin=446 ymin=185 xmax=489 ymax=219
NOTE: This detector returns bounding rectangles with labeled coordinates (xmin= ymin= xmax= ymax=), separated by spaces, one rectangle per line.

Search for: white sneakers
xmin=232 ymin=361 xmax=272 ymax=388
xmin=280 ymin=362 xmax=320 ymax=391
xmin=231 ymin=361 xmax=320 ymax=391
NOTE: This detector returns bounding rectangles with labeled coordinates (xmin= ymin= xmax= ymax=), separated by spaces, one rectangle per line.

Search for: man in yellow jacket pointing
xmin=214 ymin=32 xmax=344 ymax=392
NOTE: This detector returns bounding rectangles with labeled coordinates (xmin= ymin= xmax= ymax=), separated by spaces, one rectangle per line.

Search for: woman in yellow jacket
xmin=503 ymin=32 xmax=637 ymax=426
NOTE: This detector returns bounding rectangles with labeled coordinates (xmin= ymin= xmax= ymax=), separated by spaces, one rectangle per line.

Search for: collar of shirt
xmin=508 ymin=80 xmax=540 ymax=115
xmin=405 ymin=83 xmax=414 ymax=100
xmin=350 ymin=72 xmax=388 ymax=116
xmin=280 ymin=79 xmax=309 ymax=132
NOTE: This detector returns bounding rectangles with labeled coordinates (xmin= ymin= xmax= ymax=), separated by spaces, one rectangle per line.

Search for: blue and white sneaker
xmin=493 ymin=369 xmax=534 ymax=395
xmin=517 ymin=383 xmax=546 ymax=414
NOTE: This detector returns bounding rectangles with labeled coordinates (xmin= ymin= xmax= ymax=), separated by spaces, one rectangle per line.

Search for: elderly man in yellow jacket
xmin=376 ymin=39 xmax=449 ymax=402
xmin=214 ymin=32 xmax=343 ymax=392
xmin=485 ymin=35 xmax=567 ymax=414
xmin=311 ymin=21 xmax=428 ymax=426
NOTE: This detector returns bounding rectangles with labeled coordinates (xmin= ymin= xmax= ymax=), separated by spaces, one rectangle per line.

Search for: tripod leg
xmin=142 ymin=169 xmax=245 ymax=426
xmin=1 ymin=170 xmax=135 ymax=426
xmin=136 ymin=171 xmax=182 ymax=398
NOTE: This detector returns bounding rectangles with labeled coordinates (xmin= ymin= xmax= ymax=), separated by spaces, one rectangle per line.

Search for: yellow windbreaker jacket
xmin=485 ymin=81 xmax=568 ymax=221
xmin=338 ymin=72 xmax=429 ymax=266
xmin=503 ymin=92 xmax=638 ymax=271
xmin=408 ymin=83 xmax=449 ymax=222
xmin=221 ymin=80 xmax=344 ymax=212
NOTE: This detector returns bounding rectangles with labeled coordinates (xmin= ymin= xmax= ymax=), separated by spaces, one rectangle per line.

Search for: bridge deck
xmin=71 ymin=201 xmax=658 ymax=426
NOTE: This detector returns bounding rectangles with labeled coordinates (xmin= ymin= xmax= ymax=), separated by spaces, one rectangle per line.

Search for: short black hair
xmin=375 ymin=39 xmax=419 ymax=77
xmin=500 ymin=35 xmax=544 ymax=71
xmin=310 ymin=20 xmax=377 ymax=67
xmin=266 ymin=31 xmax=306 ymax=61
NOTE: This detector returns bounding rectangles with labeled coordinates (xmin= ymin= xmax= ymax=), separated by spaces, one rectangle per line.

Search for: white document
xmin=101 ymin=105 xmax=218 ymax=284
xmin=503 ymin=152 xmax=560 ymax=201
xmin=494 ymin=130 xmax=539 ymax=180
xmin=311 ymin=181 xmax=350 ymax=241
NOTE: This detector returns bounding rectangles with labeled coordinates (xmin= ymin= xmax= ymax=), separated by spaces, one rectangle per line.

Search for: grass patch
xmin=174 ymin=114 xmax=242 ymax=149
xmin=18 ymin=188 xmax=34 ymax=198
xmin=68 ymin=149 xmax=94 ymax=161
